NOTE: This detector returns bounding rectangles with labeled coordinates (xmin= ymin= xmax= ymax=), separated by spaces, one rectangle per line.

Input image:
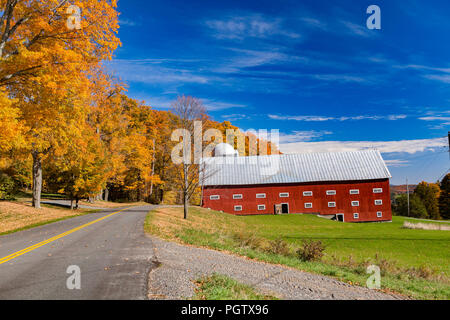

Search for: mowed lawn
xmin=146 ymin=207 xmax=450 ymax=299
xmin=243 ymin=214 xmax=450 ymax=275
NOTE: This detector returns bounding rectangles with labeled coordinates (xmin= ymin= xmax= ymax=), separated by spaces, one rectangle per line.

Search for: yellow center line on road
xmin=0 ymin=207 xmax=131 ymax=265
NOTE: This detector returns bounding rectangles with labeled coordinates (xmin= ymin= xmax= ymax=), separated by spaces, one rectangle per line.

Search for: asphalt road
xmin=0 ymin=205 xmax=156 ymax=300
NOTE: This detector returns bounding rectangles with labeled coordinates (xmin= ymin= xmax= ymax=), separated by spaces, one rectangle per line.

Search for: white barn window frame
xmin=354 ymin=213 xmax=360 ymax=219
xmin=373 ymin=188 xmax=383 ymax=194
xmin=350 ymin=189 xmax=360 ymax=195
xmin=326 ymin=190 xmax=337 ymax=196
xmin=328 ymin=202 xmax=336 ymax=208
xmin=258 ymin=205 xmax=266 ymax=211
xmin=305 ymin=203 xmax=313 ymax=209
xmin=234 ymin=205 xmax=243 ymax=212
xmin=279 ymin=193 xmax=289 ymax=198
xmin=351 ymin=201 xmax=360 ymax=207
xmin=233 ymin=194 xmax=243 ymax=200
xmin=303 ymin=191 xmax=313 ymax=197
xmin=375 ymin=200 xmax=383 ymax=206
xmin=377 ymin=211 xmax=383 ymax=218
xmin=256 ymin=193 xmax=266 ymax=199
xmin=210 ymin=195 xmax=220 ymax=200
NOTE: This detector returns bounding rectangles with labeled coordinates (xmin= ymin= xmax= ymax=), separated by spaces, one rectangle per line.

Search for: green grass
xmin=145 ymin=207 xmax=450 ymax=300
xmin=193 ymin=274 xmax=278 ymax=300
xmin=0 ymin=209 xmax=100 ymax=236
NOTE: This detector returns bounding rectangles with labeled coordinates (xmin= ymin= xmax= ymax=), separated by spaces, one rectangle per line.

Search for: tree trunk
xmin=183 ymin=164 xmax=188 ymax=219
xmin=104 ymin=188 xmax=109 ymax=202
xmin=32 ymin=151 xmax=42 ymax=209
xmin=70 ymin=198 xmax=74 ymax=210
xmin=75 ymin=197 xmax=79 ymax=210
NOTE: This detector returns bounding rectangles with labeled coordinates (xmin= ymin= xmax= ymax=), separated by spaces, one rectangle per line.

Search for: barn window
xmin=375 ymin=200 xmax=383 ymax=206
xmin=328 ymin=202 xmax=336 ymax=208
xmin=326 ymin=190 xmax=337 ymax=196
xmin=351 ymin=201 xmax=360 ymax=207
xmin=210 ymin=195 xmax=220 ymax=200
xmin=305 ymin=203 xmax=313 ymax=209
xmin=233 ymin=194 xmax=243 ymax=200
xmin=234 ymin=205 xmax=243 ymax=212
xmin=256 ymin=193 xmax=266 ymax=199
xmin=354 ymin=213 xmax=360 ymax=219
xmin=377 ymin=211 xmax=383 ymax=218
xmin=373 ymin=188 xmax=383 ymax=194
xmin=350 ymin=189 xmax=360 ymax=195
xmin=258 ymin=205 xmax=266 ymax=211
xmin=279 ymin=193 xmax=289 ymax=198
xmin=303 ymin=191 xmax=313 ymax=197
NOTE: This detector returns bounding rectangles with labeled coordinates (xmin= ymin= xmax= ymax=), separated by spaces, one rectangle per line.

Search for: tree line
xmin=393 ymin=175 xmax=450 ymax=220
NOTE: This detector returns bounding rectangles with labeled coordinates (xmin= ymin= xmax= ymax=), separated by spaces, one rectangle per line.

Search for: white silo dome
xmin=214 ymin=143 xmax=239 ymax=157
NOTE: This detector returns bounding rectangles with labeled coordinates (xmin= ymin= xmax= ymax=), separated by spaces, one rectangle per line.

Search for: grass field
xmin=145 ymin=207 xmax=450 ymax=300
xmin=193 ymin=274 xmax=278 ymax=300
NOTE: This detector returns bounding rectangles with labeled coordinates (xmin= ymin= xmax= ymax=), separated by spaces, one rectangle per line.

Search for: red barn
xmin=200 ymin=149 xmax=392 ymax=223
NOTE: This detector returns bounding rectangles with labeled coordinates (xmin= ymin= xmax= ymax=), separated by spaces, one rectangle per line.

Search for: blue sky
xmin=107 ymin=0 xmax=450 ymax=184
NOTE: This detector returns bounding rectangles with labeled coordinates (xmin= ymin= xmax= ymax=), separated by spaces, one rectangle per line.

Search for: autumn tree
xmin=414 ymin=182 xmax=441 ymax=220
xmin=439 ymin=174 xmax=450 ymax=220
xmin=0 ymin=0 xmax=120 ymax=208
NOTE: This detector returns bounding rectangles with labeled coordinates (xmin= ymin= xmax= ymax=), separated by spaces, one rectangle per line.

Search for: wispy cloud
xmin=119 ymin=18 xmax=140 ymax=27
xmin=340 ymin=20 xmax=371 ymax=37
xmin=269 ymin=114 xmax=408 ymax=122
xmin=278 ymin=130 xmax=333 ymax=143
xmin=279 ymin=137 xmax=447 ymax=155
xmin=384 ymin=159 xmax=411 ymax=167
xmin=206 ymin=15 xmax=300 ymax=40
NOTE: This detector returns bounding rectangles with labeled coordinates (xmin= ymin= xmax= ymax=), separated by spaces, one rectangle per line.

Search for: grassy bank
xmin=0 ymin=201 xmax=99 ymax=235
xmin=193 ymin=274 xmax=278 ymax=300
xmin=145 ymin=207 xmax=450 ymax=300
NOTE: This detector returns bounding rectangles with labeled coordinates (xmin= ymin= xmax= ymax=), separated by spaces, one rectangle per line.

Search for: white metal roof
xmin=200 ymin=150 xmax=391 ymax=187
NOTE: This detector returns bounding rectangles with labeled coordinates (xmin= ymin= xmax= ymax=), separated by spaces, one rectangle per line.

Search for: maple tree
xmin=0 ymin=0 xmax=119 ymax=208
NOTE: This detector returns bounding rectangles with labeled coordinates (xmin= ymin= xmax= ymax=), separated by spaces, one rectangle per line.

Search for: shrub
xmin=265 ymin=238 xmax=292 ymax=256
xmin=0 ymin=174 xmax=15 ymax=200
xmin=232 ymin=231 xmax=264 ymax=250
xmin=297 ymin=240 xmax=325 ymax=262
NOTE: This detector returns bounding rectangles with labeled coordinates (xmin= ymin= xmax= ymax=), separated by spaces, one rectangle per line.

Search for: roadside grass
xmin=145 ymin=207 xmax=450 ymax=300
xmin=193 ymin=274 xmax=278 ymax=300
xmin=0 ymin=201 xmax=100 ymax=235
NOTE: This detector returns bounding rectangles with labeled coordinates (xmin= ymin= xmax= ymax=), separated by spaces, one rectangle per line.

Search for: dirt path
xmin=147 ymin=236 xmax=403 ymax=300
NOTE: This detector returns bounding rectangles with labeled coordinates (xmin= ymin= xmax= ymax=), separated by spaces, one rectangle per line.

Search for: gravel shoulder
xmin=147 ymin=236 xmax=404 ymax=300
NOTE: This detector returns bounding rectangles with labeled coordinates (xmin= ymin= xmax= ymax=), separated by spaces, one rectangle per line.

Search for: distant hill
xmin=390 ymin=185 xmax=417 ymax=195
